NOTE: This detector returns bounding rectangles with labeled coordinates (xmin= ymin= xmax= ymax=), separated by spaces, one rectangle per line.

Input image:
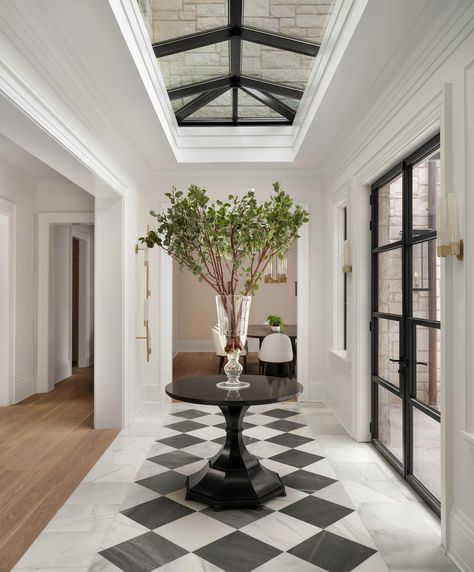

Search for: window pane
xmin=413 ymin=407 xmax=440 ymax=499
xmin=377 ymin=248 xmax=402 ymax=314
xmin=238 ymin=90 xmax=282 ymax=119
xmin=158 ymin=41 xmax=229 ymax=90
xmin=377 ymin=385 xmax=403 ymax=462
xmin=188 ymin=91 xmax=232 ymax=120
xmin=243 ymin=0 xmax=335 ymax=44
xmin=377 ymin=175 xmax=403 ymax=246
xmin=412 ymin=240 xmax=440 ymax=321
xmin=377 ymin=319 xmax=400 ymax=388
xmin=145 ymin=0 xmax=229 ymax=42
xmin=415 ymin=326 xmax=441 ymax=411
xmin=241 ymin=42 xmax=314 ymax=91
xmin=412 ymin=151 xmax=440 ymax=236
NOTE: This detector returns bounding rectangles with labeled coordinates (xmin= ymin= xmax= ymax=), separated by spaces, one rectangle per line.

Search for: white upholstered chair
xmin=258 ymin=333 xmax=294 ymax=378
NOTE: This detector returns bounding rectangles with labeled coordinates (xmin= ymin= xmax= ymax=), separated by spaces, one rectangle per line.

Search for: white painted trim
xmin=55 ymin=360 xmax=72 ymax=384
xmin=37 ymin=212 xmax=94 ymax=393
xmin=448 ymin=506 xmax=474 ymax=572
xmin=0 ymin=197 xmax=15 ymax=405
xmin=159 ymin=202 xmax=311 ymax=403
xmin=15 ymin=375 xmax=36 ymax=403
xmin=129 ymin=384 xmax=146 ymax=422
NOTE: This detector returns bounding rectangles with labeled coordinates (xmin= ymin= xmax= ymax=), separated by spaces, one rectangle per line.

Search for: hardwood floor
xmin=0 ymin=368 xmax=118 ymax=572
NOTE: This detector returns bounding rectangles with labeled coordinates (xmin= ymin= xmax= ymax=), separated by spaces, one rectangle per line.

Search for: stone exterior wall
xmin=137 ymin=0 xmax=334 ymax=118
xmin=378 ymin=156 xmax=441 ymax=447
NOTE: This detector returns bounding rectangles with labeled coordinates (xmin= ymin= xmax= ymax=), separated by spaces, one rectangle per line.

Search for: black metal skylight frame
xmin=152 ymin=0 xmax=320 ymax=126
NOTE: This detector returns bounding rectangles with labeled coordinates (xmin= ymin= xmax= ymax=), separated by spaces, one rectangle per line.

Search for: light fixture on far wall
xmin=264 ymin=253 xmax=288 ymax=283
xmin=436 ymin=193 xmax=464 ymax=261
xmin=342 ymin=239 xmax=352 ymax=273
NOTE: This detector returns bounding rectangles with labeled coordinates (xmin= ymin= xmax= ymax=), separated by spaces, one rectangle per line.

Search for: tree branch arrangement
xmin=140 ymin=182 xmax=309 ymax=297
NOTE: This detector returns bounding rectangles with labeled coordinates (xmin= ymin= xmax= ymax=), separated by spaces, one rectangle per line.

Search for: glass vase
xmin=215 ymin=295 xmax=252 ymax=389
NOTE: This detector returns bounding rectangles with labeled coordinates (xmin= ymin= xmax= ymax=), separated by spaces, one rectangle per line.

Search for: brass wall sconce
xmin=436 ymin=193 xmax=464 ymax=261
xmin=342 ymin=239 xmax=352 ymax=273
xmin=264 ymin=254 xmax=288 ymax=283
xmin=135 ymin=230 xmax=152 ymax=362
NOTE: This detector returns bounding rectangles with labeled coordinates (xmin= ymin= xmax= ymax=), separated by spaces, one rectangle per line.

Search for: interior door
xmin=371 ymin=135 xmax=441 ymax=515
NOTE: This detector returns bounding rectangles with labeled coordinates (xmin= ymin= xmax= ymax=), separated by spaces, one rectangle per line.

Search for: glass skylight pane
xmin=188 ymin=90 xmax=232 ymax=119
xmin=158 ymin=41 xmax=229 ymax=90
xmin=241 ymin=42 xmax=313 ymax=90
xmin=138 ymin=0 xmax=229 ymax=43
xmin=238 ymin=90 xmax=281 ymax=119
xmin=243 ymin=0 xmax=334 ymax=44
xmin=171 ymin=96 xmax=196 ymax=112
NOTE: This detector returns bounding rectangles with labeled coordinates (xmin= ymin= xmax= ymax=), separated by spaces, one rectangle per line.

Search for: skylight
xmin=137 ymin=0 xmax=334 ymax=126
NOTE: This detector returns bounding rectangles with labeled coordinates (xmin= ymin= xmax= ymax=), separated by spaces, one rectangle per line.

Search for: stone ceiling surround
xmin=137 ymin=0 xmax=335 ymax=124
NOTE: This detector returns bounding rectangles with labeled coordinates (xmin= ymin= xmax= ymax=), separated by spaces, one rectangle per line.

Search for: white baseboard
xmin=144 ymin=384 xmax=161 ymax=403
xmin=128 ymin=385 xmax=145 ymax=424
xmin=308 ymin=382 xmax=326 ymax=402
xmin=324 ymin=382 xmax=353 ymax=437
xmin=448 ymin=506 xmax=474 ymax=571
xmin=15 ymin=375 xmax=36 ymax=402
xmin=55 ymin=360 xmax=72 ymax=383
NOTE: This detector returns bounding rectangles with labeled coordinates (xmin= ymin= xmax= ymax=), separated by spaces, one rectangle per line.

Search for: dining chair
xmin=258 ymin=333 xmax=294 ymax=378
xmin=211 ymin=327 xmax=247 ymax=374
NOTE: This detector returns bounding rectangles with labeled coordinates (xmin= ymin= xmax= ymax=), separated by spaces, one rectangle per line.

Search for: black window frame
xmin=152 ymin=0 xmax=320 ymax=126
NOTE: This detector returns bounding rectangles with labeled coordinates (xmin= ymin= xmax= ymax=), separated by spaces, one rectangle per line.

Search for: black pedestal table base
xmin=186 ymin=405 xmax=285 ymax=509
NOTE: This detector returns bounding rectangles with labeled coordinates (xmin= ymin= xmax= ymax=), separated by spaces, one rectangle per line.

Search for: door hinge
xmin=369 ymin=320 xmax=372 ymax=332
xmin=369 ymin=220 xmax=372 ymax=231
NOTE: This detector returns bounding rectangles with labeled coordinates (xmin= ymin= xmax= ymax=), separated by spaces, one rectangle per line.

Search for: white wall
xmin=141 ymin=169 xmax=326 ymax=402
xmin=0 ymin=211 xmax=11 ymax=403
xmin=322 ymin=10 xmax=474 ymax=569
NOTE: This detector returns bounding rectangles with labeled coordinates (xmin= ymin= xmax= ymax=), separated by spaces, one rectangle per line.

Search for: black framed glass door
xmin=371 ymin=134 xmax=441 ymax=515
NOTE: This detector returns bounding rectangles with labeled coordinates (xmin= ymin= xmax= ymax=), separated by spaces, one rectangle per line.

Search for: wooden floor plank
xmin=0 ymin=368 xmax=118 ymax=572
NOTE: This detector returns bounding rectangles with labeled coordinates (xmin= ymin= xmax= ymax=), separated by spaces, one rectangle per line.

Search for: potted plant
xmin=140 ymin=182 xmax=309 ymax=389
xmin=267 ymin=315 xmax=285 ymax=332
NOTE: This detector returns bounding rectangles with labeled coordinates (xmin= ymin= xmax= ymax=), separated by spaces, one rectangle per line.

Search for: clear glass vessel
xmin=215 ymin=295 xmax=252 ymax=389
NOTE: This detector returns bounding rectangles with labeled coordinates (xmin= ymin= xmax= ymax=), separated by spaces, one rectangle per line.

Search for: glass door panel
xmin=371 ymin=135 xmax=441 ymax=515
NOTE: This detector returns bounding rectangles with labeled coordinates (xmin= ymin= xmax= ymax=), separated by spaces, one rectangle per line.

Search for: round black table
xmin=165 ymin=375 xmax=302 ymax=510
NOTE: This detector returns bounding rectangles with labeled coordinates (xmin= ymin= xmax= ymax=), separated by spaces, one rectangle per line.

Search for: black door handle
xmin=389 ymin=357 xmax=408 ymax=374
xmin=416 ymin=361 xmax=428 ymax=366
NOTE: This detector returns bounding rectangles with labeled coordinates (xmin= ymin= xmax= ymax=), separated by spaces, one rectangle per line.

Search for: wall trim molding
xmin=54 ymin=360 xmax=72 ymax=384
xmin=128 ymin=384 xmax=146 ymax=422
xmin=15 ymin=375 xmax=36 ymax=403
xmin=448 ymin=506 xmax=474 ymax=572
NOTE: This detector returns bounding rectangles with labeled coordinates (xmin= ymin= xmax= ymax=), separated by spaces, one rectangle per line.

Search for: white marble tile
xmin=45 ymin=504 xmax=119 ymax=533
xmin=240 ymin=511 xmax=321 ymax=551
xmin=83 ymin=463 xmax=139 ymax=483
xmin=288 ymin=425 xmax=316 ymax=438
xmin=244 ymin=413 xmax=277 ymax=425
xmin=312 ymin=482 xmax=355 ymax=509
xmin=326 ymin=511 xmax=377 ymax=549
xmin=187 ymin=426 xmax=225 ymax=441
xmin=246 ymin=440 xmax=289 ymax=458
xmin=253 ymin=551 xmax=325 ymax=571
xmin=174 ymin=459 xmax=208 ymax=476
xmin=65 ymin=483 xmax=131 ymax=506
xmin=352 ymin=552 xmax=390 ymax=571
xmin=14 ymin=568 xmax=91 ymax=572
xmin=144 ymin=441 xmax=176 ymax=458
xmin=244 ymin=425 xmax=282 ymax=440
xmin=153 ymin=552 xmax=225 ymax=571
xmin=260 ymin=458 xmax=299 ymax=477
xmin=134 ymin=459 xmax=171 ymax=480
xmin=338 ymin=480 xmax=410 ymax=508
xmin=100 ymin=513 xmax=149 ymax=549
xmin=15 ymin=532 xmax=105 ymax=569
xmin=193 ymin=414 xmax=223 ymax=426
xmin=330 ymin=460 xmax=397 ymax=483
xmin=293 ymin=440 xmax=325 ymax=456
xmin=264 ymin=486 xmax=308 ymax=511
xmin=155 ymin=512 xmax=234 ymax=552
xmin=154 ymin=427 xmax=181 ymax=440
xmin=182 ymin=440 xmax=222 ymax=459
xmin=121 ymin=482 xmax=160 ymax=510
xmin=357 ymin=501 xmax=440 ymax=533
xmin=88 ymin=554 xmax=123 ymax=571
xmin=303 ymin=458 xmax=338 ymax=479
xmin=165 ymin=488 xmax=208 ymax=511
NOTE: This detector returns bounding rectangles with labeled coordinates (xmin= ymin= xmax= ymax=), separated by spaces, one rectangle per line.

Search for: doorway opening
xmin=0 ymin=206 xmax=14 ymax=405
xmin=370 ymin=134 xmax=441 ymax=515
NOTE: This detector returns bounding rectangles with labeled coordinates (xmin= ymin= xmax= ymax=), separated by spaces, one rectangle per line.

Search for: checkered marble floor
xmin=14 ymin=402 xmax=454 ymax=572
xmin=92 ymin=404 xmax=383 ymax=572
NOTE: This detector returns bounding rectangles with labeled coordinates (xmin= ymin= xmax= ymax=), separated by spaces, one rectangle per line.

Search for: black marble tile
xmin=170 ymin=409 xmax=208 ymax=419
xmin=269 ymin=449 xmax=324 ymax=468
xmin=289 ymin=530 xmax=377 ymax=572
xmin=99 ymin=531 xmax=187 ymax=572
xmin=282 ymin=470 xmax=336 ymax=494
xmin=262 ymin=408 xmax=300 ymax=419
xmin=266 ymin=433 xmax=314 ymax=448
xmin=156 ymin=434 xmax=205 ymax=449
xmin=136 ymin=471 xmax=186 ymax=495
xmin=148 ymin=450 xmax=202 ymax=469
xmin=121 ymin=496 xmax=193 ymax=529
xmin=280 ymin=496 xmax=353 ymax=528
xmin=195 ymin=531 xmax=281 ymax=572
xmin=265 ymin=419 xmax=305 ymax=432
xmin=201 ymin=506 xmax=273 ymax=529
xmin=164 ymin=420 xmax=206 ymax=433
